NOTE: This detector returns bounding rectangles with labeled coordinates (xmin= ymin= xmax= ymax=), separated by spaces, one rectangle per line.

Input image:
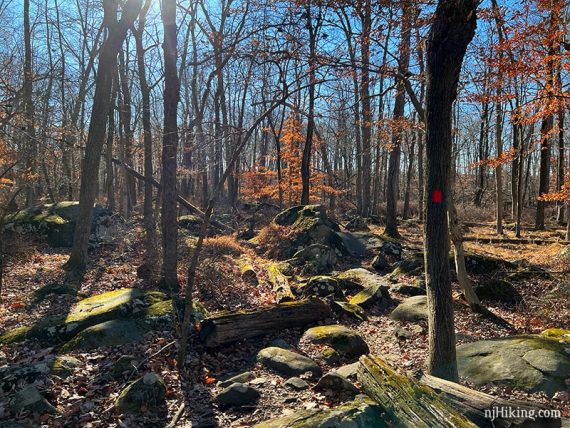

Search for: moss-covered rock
xmin=317 ymin=347 xmax=342 ymax=365
xmin=330 ymin=301 xmax=367 ymax=321
xmin=50 ymin=355 xmax=81 ymax=378
xmin=178 ymin=214 xmax=221 ymax=236
xmin=475 ymin=279 xmax=522 ymax=304
xmin=338 ymin=268 xmax=389 ymax=291
xmin=273 ymin=205 xmax=346 ymax=254
xmin=115 ymin=372 xmax=166 ymax=413
xmin=32 ymin=283 xmax=77 ymax=302
xmin=253 ymin=395 xmax=386 ymax=427
xmin=303 ymin=325 xmax=369 ymax=358
xmin=111 ymin=355 xmax=139 ymax=379
xmin=257 ymin=347 xmax=321 ymax=377
xmin=3 ymin=202 xmax=111 ymax=247
xmin=391 ymin=255 xmax=424 ymax=278
xmin=349 ymin=283 xmax=390 ymax=309
xmin=337 ymin=232 xmax=397 ymax=258
xmin=457 ymin=335 xmax=570 ymax=396
xmin=389 ymin=296 xmax=428 ymax=322
xmin=60 ymin=320 xmax=148 ymax=352
xmin=0 ymin=288 xmax=169 ymax=345
xmin=345 ymin=217 xmax=369 ymax=232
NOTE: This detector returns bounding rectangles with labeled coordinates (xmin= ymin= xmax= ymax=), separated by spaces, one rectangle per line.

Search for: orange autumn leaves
xmin=240 ymin=114 xmax=341 ymax=204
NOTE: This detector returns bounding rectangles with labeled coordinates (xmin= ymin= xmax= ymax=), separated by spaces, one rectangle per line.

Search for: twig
xmin=166 ymin=402 xmax=186 ymax=428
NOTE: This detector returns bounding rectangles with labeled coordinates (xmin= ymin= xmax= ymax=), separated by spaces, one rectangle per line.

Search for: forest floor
xmin=1 ymin=214 xmax=569 ymax=427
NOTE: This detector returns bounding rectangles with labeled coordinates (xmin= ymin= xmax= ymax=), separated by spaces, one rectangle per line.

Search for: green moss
xmin=50 ymin=355 xmax=81 ymax=378
xmin=542 ymin=328 xmax=570 ymax=341
xmin=115 ymin=373 xmax=166 ymax=413
xmin=61 ymin=319 xmax=147 ymax=352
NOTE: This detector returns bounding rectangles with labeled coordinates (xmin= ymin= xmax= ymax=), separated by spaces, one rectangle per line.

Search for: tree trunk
xmin=358 ymin=355 xmax=477 ymax=427
xmin=160 ymin=0 xmax=180 ymax=290
xmin=536 ymin=116 xmax=553 ymax=230
xmin=23 ymin=0 xmax=37 ymax=205
xmin=496 ymin=91 xmax=504 ymax=234
xmin=199 ymin=299 xmax=332 ymax=348
xmin=384 ymin=2 xmax=412 ymax=236
xmin=421 ymin=374 xmax=561 ymax=428
xmin=301 ymin=3 xmax=317 ymax=205
xmin=134 ymin=0 xmax=157 ymax=280
xmin=65 ymin=0 xmax=142 ymax=273
xmin=423 ymin=0 xmax=476 ymax=381
xmin=557 ymin=107 xmax=565 ymax=224
xmin=359 ymin=0 xmax=372 ymax=216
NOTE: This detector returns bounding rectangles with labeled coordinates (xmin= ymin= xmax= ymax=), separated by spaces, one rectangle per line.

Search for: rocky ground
xmin=1 ymin=204 xmax=569 ymax=427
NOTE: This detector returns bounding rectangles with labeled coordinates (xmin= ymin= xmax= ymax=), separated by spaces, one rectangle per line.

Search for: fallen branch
xmin=110 ymin=157 xmax=232 ymax=233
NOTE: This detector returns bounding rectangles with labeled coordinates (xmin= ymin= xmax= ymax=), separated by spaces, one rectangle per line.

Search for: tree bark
xmin=199 ymin=299 xmax=332 ymax=348
xmin=358 ymin=355 xmax=477 ymax=427
xmin=133 ymin=0 xmax=157 ymax=280
xmin=65 ymin=0 xmax=142 ymax=273
xmin=384 ymin=1 xmax=412 ymax=236
xmin=160 ymin=0 xmax=180 ymax=290
xmin=424 ymin=0 xmax=476 ymax=381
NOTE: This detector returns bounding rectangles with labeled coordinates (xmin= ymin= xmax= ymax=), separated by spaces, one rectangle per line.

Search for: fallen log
xmin=420 ymin=374 xmax=561 ymax=428
xmin=199 ymin=298 xmax=332 ymax=348
xmin=358 ymin=355 xmax=477 ymax=428
xmin=463 ymin=236 xmax=570 ymax=245
xmin=266 ymin=263 xmax=295 ymax=303
xmin=110 ymin=158 xmax=232 ymax=233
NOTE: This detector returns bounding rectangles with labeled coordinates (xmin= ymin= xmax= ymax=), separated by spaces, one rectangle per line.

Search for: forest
xmin=0 ymin=0 xmax=569 ymax=426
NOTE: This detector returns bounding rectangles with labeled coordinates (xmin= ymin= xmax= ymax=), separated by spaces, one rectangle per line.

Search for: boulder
xmin=273 ymin=205 xmax=345 ymax=253
xmin=3 ymin=201 xmax=112 ymax=247
xmin=457 ymin=334 xmax=570 ymax=396
xmin=290 ymin=244 xmax=337 ymax=273
xmin=333 ymin=362 xmax=361 ymax=380
xmin=338 ymin=268 xmax=389 ymax=290
xmin=390 ymin=296 xmax=428 ymax=322
xmin=115 ymin=372 xmax=166 ymax=413
xmin=10 ymin=385 xmax=58 ymax=415
xmin=330 ymin=301 xmax=367 ymax=321
xmin=0 ymin=289 xmax=190 ymax=346
xmin=0 ymin=356 xmax=80 ymax=391
xmin=371 ymin=254 xmax=391 ymax=272
xmin=253 ymin=396 xmax=385 ymax=428
xmin=315 ymin=372 xmax=359 ymax=397
xmin=284 ymin=377 xmax=309 ymax=390
xmin=391 ymin=283 xmax=425 ymax=297
xmin=345 ymin=217 xmax=369 ymax=232
xmin=301 ymin=276 xmax=342 ymax=298
xmin=60 ymin=319 xmax=147 ymax=352
xmin=111 ymin=355 xmax=139 ymax=379
xmin=257 ymin=347 xmax=321 ymax=377
xmin=218 ymin=371 xmax=255 ymax=388
xmin=475 ymin=279 xmax=522 ymax=304
xmin=349 ymin=283 xmax=389 ymax=308
xmin=317 ymin=347 xmax=341 ymax=365
xmin=215 ymin=382 xmax=259 ymax=409
xmin=391 ymin=255 xmax=424 ymax=277
xmin=337 ymin=232 xmax=395 ymax=257
xmin=379 ymin=241 xmax=402 ymax=260
xmin=303 ymin=325 xmax=369 ymax=358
